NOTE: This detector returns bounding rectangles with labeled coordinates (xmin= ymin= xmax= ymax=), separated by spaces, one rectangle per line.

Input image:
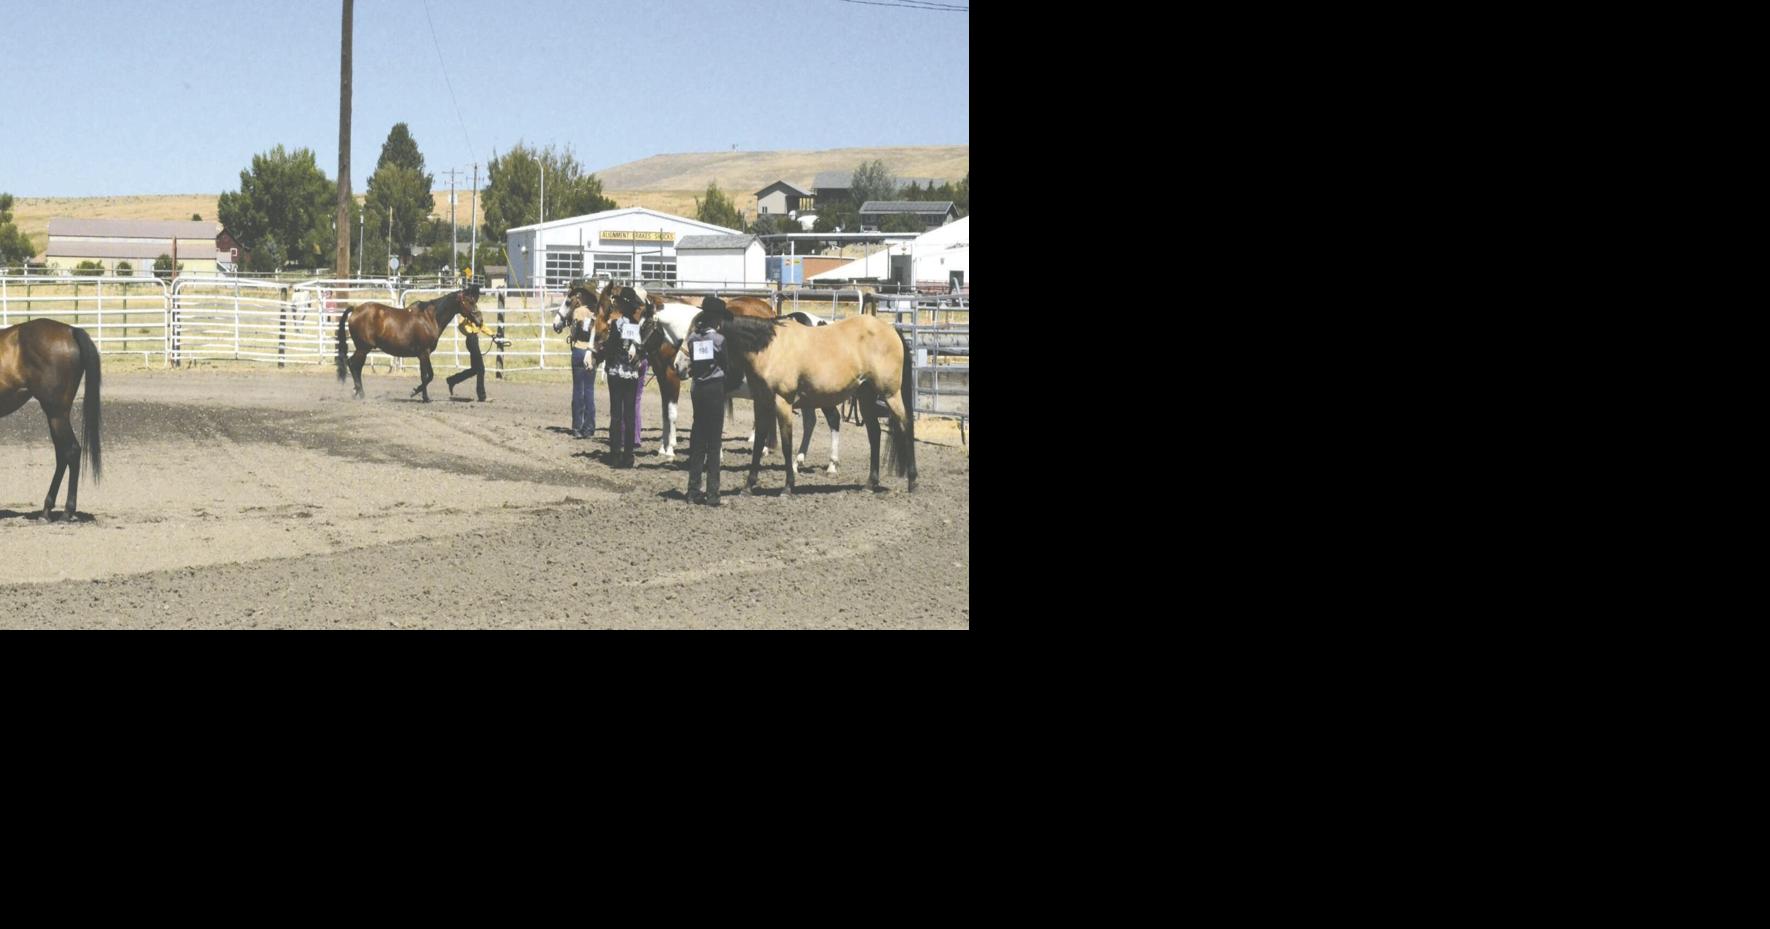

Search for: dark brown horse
xmin=335 ymin=284 xmax=484 ymax=401
xmin=1 ymin=319 xmax=103 ymax=521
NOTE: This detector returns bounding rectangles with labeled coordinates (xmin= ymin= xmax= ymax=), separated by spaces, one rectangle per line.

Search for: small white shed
xmin=675 ymin=234 xmax=766 ymax=288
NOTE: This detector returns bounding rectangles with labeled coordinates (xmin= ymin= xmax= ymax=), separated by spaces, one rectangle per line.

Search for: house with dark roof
xmin=812 ymin=171 xmax=854 ymax=211
xmin=813 ymin=172 xmax=949 ymax=215
xmin=858 ymin=201 xmax=959 ymax=232
xmin=754 ymin=180 xmax=812 ymax=220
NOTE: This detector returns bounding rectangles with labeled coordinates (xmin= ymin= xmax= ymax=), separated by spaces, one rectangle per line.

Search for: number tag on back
xmin=621 ymin=321 xmax=640 ymax=342
xmin=692 ymin=340 xmax=714 ymax=361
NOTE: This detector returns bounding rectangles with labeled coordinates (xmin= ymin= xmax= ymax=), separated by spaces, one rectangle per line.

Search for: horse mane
xmin=720 ymin=314 xmax=787 ymax=354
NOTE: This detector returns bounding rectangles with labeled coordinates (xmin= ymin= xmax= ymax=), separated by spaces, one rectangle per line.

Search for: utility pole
xmin=335 ymin=0 xmax=353 ymax=277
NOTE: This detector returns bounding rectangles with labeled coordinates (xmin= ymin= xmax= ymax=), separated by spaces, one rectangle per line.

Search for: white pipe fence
xmin=0 ymin=276 xmax=969 ymax=434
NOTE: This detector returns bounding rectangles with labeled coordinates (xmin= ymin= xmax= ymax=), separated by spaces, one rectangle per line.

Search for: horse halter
xmin=638 ymin=314 xmax=672 ymax=351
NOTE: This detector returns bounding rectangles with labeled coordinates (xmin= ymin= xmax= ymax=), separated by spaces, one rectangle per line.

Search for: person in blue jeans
xmin=552 ymin=290 xmax=597 ymax=438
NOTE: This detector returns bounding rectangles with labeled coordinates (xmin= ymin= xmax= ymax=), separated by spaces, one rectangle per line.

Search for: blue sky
xmin=0 ymin=0 xmax=970 ymax=196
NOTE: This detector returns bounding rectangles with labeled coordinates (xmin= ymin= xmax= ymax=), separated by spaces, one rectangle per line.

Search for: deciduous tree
xmin=217 ymin=145 xmax=338 ymax=271
xmin=480 ymin=143 xmax=617 ymax=245
xmin=0 ymin=193 xmax=34 ymax=267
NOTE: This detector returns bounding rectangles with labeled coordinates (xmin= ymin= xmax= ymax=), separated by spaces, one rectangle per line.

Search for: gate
xmin=874 ymin=293 xmax=969 ymax=443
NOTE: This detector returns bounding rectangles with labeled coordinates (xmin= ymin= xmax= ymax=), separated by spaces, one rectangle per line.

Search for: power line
xmin=420 ymin=0 xmax=477 ymax=162
xmin=837 ymin=0 xmax=969 ymax=10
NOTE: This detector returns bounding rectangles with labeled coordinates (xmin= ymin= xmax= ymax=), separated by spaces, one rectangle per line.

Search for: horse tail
xmin=73 ymin=326 xmax=103 ymax=482
xmin=886 ymin=334 xmax=915 ymax=479
xmin=335 ymin=305 xmax=352 ymax=382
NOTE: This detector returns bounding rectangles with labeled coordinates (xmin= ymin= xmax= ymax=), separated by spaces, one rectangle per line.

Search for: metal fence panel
xmin=0 ymin=275 xmax=170 ymax=364
xmin=5 ymin=278 xmax=970 ymax=429
xmin=875 ymin=294 xmax=969 ymax=430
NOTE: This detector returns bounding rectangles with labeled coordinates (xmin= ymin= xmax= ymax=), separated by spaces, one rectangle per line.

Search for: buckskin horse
xmin=1 ymin=319 xmax=103 ymax=521
xmin=335 ymin=284 xmax=487 ymax=401
xmin=718 ymin=313 xmax=915 ymax=496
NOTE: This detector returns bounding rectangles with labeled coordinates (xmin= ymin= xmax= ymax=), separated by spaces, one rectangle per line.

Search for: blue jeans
xmin=571 ymin=348 xmax=596 ymax=435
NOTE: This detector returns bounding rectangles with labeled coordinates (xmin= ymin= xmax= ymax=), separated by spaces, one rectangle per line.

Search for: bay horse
xmin=719 ymin=313 xmax=915 ymax=496
xmin=335 ymin=284 xmax=485 ymax=401
xmin=0 ymin=319 xmax=103 ymax=521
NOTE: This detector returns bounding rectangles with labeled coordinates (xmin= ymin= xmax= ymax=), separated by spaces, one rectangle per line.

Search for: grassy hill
xmin=7 ymin=145 xmax=969 ymax=252
xmin=594 ymin=145 xmax=970 ymax=194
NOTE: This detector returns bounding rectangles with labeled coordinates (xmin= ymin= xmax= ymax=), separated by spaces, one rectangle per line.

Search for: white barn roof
xmin=506 ymin=206 xmax=741 ymax=236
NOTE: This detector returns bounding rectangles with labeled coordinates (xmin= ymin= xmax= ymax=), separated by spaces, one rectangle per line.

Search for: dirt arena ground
xmin=0 ymin=365 xmax=969 ymax=629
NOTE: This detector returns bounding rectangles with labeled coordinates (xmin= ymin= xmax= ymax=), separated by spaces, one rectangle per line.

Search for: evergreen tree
xmin=695 ymin=181 xmax=744 ymax=230
xmin=364 ymin=124 xmax=436 ymax=268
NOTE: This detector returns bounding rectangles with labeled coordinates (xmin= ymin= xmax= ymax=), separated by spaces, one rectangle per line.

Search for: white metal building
xmin=675 ymin=235 xmax=766 ymax=287
xmin=911 ymin=216 xmax=969 ymax=289
xmin=504 ymin=207 xmax=743 ymax=289
xmin=807 ymin=216 xmax=970 ymax=288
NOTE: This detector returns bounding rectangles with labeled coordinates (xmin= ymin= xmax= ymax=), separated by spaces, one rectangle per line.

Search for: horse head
xmin=593 ymin=284 xmax=647 ymax=362
xmin=455 ymin=283 xmax=485 ymax=330
xmin=556 ymin=280 xmax=597 ymax=332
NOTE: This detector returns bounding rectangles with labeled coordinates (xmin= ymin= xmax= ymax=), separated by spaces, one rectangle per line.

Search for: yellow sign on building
xmin=601 ymin=231 xmax=675 ymax=242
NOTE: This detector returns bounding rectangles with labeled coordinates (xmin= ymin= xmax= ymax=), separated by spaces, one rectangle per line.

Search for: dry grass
xmin=8 ymin=145 xmax=968 ymax=254
xmin=9 ymin=194 xmax=221 ymax=255
xmin=595 ymin=146 xmax=970 ymax=193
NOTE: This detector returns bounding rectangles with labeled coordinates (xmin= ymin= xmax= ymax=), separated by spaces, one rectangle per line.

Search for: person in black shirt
xmin=601 ymin=291 xmax=645 ymax=468
xmin=677 ymin=296 xmax=732 ymax=505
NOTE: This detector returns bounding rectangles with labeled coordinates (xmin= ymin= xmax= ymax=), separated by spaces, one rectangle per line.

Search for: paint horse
xmin=336 ymin=284 xmax=486 ymax=401
xmin=0 ymin=319 xmax=103 ymax=521
xmin=639 ymin=296 xmax=838 ymax=463
xmin=655 ymin=294 xmax=841 ymax=470
xmin=719 ymin=313 xmax=916 ymax=496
